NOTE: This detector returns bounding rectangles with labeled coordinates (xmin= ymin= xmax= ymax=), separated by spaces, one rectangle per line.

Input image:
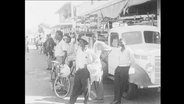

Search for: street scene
xmin=25 ymin=0 xmax=160 ymax=104
xmin=25 ymin=49 xmax=160 ymax=104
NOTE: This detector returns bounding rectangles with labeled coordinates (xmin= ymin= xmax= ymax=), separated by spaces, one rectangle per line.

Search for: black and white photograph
xmin=25 ymin=0 xmax=160 ymax=104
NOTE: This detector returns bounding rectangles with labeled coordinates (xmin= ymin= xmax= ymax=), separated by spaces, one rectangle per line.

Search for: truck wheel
xmin=122 ymin=83 xmax=138 ymax=100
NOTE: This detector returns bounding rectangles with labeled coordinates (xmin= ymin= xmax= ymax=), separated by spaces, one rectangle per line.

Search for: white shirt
xmin=118 ymin=46 xmax=135 ymax=66
xmin=76 ymin=47 xmax=94 ymax=71
xmin=54 ymin=40 xmax=69 ymax=57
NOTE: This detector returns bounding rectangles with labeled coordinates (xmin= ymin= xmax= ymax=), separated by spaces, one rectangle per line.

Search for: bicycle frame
xmin=50 ymin=61 xmax=61 ymax=89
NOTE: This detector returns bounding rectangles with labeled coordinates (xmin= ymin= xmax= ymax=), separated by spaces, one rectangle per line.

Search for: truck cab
xmin=107 ymin=25 xmax=160 ymax=99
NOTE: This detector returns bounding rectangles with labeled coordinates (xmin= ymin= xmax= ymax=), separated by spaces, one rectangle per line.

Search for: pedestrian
xmin=67 ymin=36 xmax=96 ymax=104
xmin=38 ymin=36 xmax=43 ymax=54
xmin=45 ymin=34 xmax=56 ymax=70
xmin=50 ymin=32 xmax=70 ymax=90
xmin=43 ymin=38 xmax=48 ymax=56
xmin=89 ymin=35 xmax=112 ymax=103
xmin=110 ymin=39 xmax=135 ymax=104
xmin=26 ymin=36 xmax=29 ymax=53
xmin=35 ymin=36 xmax=39 ymax=50
xmin=54 ymin=33 xmax=70 ymax=65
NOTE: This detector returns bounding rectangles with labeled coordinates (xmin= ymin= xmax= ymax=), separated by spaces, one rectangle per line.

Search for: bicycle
xmin=50 ymin=60 xmax=76 ymax=98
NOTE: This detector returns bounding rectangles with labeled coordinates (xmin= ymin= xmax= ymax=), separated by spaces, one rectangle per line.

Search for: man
xmin=90 ymin=35 xmax=112 ymax=103
xmin=110 ymin=39 xmax=135 ymax=104
xmin=45 ymin=34 xmax=56 ymax=70
xmin=54 ymin=34 xmax=70 ymax=65
xmin=67 ymin=36 xmax=96 ymax=104
xmin=66 ymin=33 xmax=76 ymax=69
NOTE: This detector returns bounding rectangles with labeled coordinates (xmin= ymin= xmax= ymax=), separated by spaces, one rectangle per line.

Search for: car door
xmin=108 ymin=32 xmax=120 ymax=75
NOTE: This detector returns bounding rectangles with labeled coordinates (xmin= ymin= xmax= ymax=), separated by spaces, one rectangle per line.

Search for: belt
xmin=118 ymin=65 xmax=130 ymax=67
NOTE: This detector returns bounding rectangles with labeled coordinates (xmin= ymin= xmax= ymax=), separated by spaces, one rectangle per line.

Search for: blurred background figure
xmin=26 ymin=36 xmax=29 ymax=53
xmin=45 ymin=34 xmax=56 ymax=70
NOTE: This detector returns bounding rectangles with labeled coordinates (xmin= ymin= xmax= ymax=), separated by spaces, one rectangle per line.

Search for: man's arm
xmin=100 ymin=41 xmax=112 ymax=51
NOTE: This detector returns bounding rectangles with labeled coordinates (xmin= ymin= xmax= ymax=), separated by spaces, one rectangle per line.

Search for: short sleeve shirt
xmin=54 ymin=40 xmax=69 ymax=57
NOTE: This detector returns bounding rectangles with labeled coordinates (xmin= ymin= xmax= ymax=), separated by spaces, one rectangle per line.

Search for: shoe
xmin=84 ymin=100 xmax=88 ymax=104
xmin=110 ymin=100 xmax=121 ymax=104
xmin=46 ymin=68 xmax=51 ymax=70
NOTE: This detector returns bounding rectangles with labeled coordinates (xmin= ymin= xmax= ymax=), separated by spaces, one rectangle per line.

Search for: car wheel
xmin=122 ymin=83 xmax=138 ymax=100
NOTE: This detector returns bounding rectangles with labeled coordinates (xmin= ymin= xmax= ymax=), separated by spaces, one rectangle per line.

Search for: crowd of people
xmin=33 ymin=29 xmax=135 ymax=104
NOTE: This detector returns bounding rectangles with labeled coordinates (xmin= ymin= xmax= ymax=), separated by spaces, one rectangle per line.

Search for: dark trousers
xmin=69 ymin=68 xmax=90 ymax=104
xmin=47 ymin=52 xmax=54 ymax=69
xmin=114 ymin=66 xmax=130 ymax=102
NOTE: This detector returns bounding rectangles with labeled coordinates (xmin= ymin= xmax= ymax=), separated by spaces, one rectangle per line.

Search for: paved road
xmin=25 ymin=49 xmax=160 ymax=104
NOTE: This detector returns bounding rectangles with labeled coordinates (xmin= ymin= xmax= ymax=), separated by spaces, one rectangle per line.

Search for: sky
xmin=25 ymin=0 xmax=85 ymax=34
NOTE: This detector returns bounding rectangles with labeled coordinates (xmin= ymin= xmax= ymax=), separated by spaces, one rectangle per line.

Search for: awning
xmin=123 ymin=0 xmax=153 ymax=15
xmin=99 ymin=1 xmax=128 ymax=18
xmin=86 ymin=0 xmax=127 ymax=18
xmin=84 ymin=0 xmax=153 ymax=18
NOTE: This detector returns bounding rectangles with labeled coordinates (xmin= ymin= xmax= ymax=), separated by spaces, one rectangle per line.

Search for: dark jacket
xmin=45 ymin=37 xmax=56 ymax=57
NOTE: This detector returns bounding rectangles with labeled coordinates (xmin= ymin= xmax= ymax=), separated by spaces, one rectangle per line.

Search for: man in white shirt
xmin=68 ymin=36 xmax=96 ymax=104
xmin=54 ymin=34 xmax=70 ymax=65
xmin=111 ymin=39 xmax=135 ymax=104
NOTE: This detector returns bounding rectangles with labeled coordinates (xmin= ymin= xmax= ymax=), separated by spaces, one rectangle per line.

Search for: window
xmin=121 ymin=31 xmax=142 ymax=45
xmin=144 ymin=31 xmax=160 ymax=44
xmin=110 ymin=32 xmax=119 ymax=47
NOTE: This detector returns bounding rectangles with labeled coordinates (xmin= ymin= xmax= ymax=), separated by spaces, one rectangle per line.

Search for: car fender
xmin=129 ymin=63 xmax=152 ymax=88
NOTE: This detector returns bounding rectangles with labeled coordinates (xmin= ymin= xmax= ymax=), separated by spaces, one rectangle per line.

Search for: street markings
xmin=25 ymin=96 xmax=87 ymax=104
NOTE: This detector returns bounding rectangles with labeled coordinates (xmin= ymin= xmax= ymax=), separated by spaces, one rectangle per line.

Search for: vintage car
xmin=104 ymin=25 xmax=160 ymax=99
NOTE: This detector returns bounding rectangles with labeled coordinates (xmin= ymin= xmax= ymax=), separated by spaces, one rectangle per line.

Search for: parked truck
xmin=102 ymin=25 xmax=160 ymax=99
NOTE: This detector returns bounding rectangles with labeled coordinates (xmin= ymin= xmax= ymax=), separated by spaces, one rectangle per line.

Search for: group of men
xmin=44 ymin=30 xmax=135 ymax=104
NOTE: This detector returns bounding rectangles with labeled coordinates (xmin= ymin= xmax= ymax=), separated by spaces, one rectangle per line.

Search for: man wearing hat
xmin=111 ymin=39 xmax=135 ymax=104
xmin=68 ymin=36 xmax=97 ymax=104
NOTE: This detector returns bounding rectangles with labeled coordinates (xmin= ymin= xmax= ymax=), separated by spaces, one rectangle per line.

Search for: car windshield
xmin=121 ymin=31 xmax=142 ymax=45
xmin=144 ymin=31 xmax=160 ymax=44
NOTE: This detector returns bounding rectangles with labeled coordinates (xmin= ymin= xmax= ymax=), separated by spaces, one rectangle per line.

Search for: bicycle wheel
xmin=54 ymin=76 xmax=71 ymax=98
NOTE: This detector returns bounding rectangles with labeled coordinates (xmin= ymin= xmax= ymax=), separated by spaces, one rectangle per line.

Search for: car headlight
xmin=145 ymin=63 xmax=154 ymax=74
xmin=146 ymin=66 xmax=153 ymax=73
